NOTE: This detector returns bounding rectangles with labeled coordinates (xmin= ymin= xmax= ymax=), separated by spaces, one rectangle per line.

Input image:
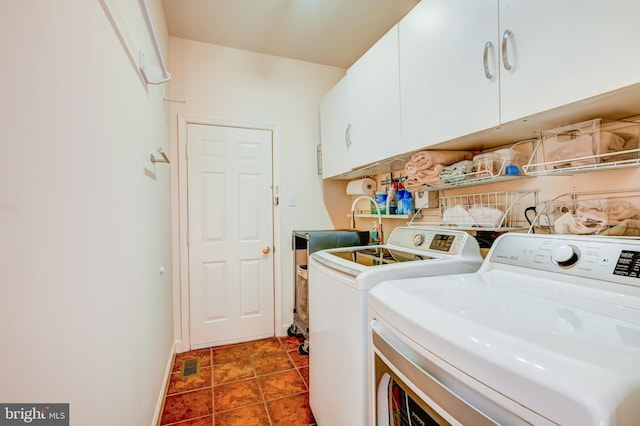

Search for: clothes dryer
xmin=369 ymin=233 xmax=640 ymax=425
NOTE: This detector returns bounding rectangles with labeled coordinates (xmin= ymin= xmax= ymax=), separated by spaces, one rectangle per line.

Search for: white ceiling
xmin=161 ymin=0 xmax=420 ymax=69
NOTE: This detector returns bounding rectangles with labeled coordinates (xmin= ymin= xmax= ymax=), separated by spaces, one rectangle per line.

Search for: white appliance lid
xmin=369 ymin=270 xmax=640 ymax=425
xmin=309 ymin=226 xmax=482 ymax=280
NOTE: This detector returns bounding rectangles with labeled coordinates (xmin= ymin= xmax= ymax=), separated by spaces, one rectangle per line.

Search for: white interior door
xmin=186 ymin=123 xmax=274 ymax=348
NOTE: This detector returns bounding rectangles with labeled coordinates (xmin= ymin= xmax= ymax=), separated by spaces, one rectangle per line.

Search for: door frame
xmin=173 ymin=114 xmax=282 ymax=353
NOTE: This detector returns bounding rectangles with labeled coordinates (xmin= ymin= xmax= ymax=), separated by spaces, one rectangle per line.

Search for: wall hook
xmin=150 ymin=147 xmax=170 ymax=164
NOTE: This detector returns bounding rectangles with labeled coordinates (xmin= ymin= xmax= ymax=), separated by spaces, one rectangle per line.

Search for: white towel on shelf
xmin=443 ymin=205 xmax=476 ymax=227
xmin=468 ymin=206 xmax=504 ymax=228
xmin=553 ymin=212 xmax=598 ymax=235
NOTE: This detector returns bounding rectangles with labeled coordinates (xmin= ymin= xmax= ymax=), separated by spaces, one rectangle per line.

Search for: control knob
xmin=413 ymin=233 xmax=425 ymax=247
xmin=551 ymin=244 xmax=580 ymax=267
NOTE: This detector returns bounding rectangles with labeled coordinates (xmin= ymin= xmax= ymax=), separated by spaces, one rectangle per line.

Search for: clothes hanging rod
xmin=163 ymin=97 xmax=188 ymax=103
xmin=138 ymin=0 xmax=171 ymax=85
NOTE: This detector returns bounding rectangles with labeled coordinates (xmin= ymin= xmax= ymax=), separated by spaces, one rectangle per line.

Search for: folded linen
xmin=602 ymin=131 xmax=640 ymax=163
xmin=606 ymin=200 xmax=638 ymax=222
xmin=440 ymin=160 xmax=473 ymax=184
xmin=553 ymin=212 xmax=603 ymax=235
xmin=544 ymin=134 xmax=597 ymax=168
xmin=405 ymin=150 xmax=474 ymax=176
xmin=599 ymin=219 xmax=640 ymax=236
xmin=468 ymin=206 xmax=504 ymax=228
xmin=443 ymin=205 xmax=476 ymax=227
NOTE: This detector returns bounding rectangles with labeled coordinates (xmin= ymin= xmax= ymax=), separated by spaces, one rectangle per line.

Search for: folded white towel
xmin=468 ymin=206 xmax=504 ymax=228
xmin=443 ymin=205 xmax=476 ymax=227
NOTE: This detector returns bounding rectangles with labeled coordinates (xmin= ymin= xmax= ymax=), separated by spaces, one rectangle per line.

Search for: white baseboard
xmin=280 ymin=322 xmax=293 ymax=337
xmin=152 ymin=342 xmax=176 ymax=426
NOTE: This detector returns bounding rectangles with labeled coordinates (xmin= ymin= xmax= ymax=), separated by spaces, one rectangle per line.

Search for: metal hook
xmin=150 ymin=147 xmax=170 ymax=164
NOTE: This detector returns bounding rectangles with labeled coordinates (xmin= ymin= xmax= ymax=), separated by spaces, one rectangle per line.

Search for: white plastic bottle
xmin=386 ymin=183 xmax=397 ymax=215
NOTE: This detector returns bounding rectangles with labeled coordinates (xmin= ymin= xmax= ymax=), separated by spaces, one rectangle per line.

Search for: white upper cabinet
xmin=499 ymin=0 xmax=640 ymax=123
xmin=320 ymin=76 xmax=351 ymax=179
xmin=400 ymin=0 xmax=499 ymax=152
xmin=320 ymin=25 xmax=401 ymax=178
xmin=401 ymin=0 xmax=640 ymax=151
xmin=323 ymin=0 xmax=640 ymax=178
xmin=347 ymin=25 xmax=402 ymax=169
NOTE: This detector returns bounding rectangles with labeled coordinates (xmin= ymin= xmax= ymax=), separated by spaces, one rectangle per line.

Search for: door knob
xmin=262 ymin=246 xmax=271 ymax=254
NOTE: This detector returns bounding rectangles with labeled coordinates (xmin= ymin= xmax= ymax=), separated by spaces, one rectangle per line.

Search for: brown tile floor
xmin=160 ymin=336 xmax=315 ymax=426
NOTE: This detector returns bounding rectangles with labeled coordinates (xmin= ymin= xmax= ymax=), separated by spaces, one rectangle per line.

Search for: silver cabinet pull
xmin=501 ymin=29 xmax=513 ymax=71
xmin=345 ymin=123 xmax=352 ymax=148
xmin=483 ymin=41 xmax=494 ymax=80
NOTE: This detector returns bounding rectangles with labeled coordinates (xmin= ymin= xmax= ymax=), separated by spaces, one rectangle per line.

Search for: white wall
xmin=167 ymin=37 xmax=345 ymax=340
xmin=0 ymin=1 xmax=173 ymax=425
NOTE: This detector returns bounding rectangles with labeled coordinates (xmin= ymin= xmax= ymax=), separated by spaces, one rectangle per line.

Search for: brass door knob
xmin=262 ymin=246 xmax=271 ymax=254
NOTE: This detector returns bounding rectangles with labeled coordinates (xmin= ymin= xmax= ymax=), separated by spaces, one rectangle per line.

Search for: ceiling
xmin=161 ymin=0 xmax=420 ymax=69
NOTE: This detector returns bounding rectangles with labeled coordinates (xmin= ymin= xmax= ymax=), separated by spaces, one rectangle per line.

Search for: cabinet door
xmin=320 ymin=76 xmax=351 ymax=179
xmin=499 ymin=0 xmax=640 ymax=123
xmin=347 ymin=25 xmax=402 ymax=169
xmin=400 ymin=0 xmax=499 ymax=151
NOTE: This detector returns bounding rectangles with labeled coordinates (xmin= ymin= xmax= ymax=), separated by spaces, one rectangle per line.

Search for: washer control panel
xmin=386 ymin=227 xmax=470 ymax=255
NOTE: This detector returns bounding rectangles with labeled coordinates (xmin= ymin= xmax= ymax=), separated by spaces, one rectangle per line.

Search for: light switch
xmin=288 ymin=193 xmax=297 ymax=207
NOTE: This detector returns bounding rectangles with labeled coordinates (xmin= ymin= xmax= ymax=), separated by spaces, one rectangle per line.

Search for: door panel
xmin=187 ymin=123 xmax=274 ymax=347
xmin=499 ymin=0 xmax=640 ymax=123
xmin=399 ymin=0 xmax=499 ymax=150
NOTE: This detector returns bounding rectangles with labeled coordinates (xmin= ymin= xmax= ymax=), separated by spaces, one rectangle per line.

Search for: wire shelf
xmin=530 ymin=189 xmax=640 ymax=237
xmin=409 ymin=191 xmax=538 ymax=231
xmin=523 ymin=118 xmax=640 ymax=176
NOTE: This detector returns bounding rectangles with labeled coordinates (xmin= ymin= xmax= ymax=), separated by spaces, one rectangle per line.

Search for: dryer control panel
xmin=489 ymin=233 xmax=640 ymax=287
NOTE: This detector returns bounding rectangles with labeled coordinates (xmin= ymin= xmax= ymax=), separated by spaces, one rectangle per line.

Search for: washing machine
xmin=308 ymin=226 xmax=483 ymax=426
xmin=369 ymin=233 xmax=640 ymax=425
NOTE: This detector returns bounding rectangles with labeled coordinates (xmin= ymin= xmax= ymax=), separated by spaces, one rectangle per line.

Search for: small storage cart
xmin=290 ymin=230 xmax=368 ymax=355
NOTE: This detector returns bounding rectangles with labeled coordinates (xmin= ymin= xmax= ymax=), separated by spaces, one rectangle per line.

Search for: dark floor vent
xmin=180 ymin=358 xmax=200 ymax=379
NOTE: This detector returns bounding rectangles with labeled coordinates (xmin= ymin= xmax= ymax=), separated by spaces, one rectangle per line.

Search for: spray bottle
xmin=386 ymin=182 xmax=397 ymax=215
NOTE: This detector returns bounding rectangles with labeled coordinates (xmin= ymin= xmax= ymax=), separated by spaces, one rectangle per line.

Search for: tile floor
xmin=159 ymin=336 xmax=315 ymax=426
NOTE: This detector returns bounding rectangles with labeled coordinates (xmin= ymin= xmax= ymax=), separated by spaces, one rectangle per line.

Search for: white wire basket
xmin=532 ymin=189 xmax=640 ymax=236
xmin=437 ymin=191 xmax=538 ymax=230
xmin=523 ymin=118 xmax=640 ymax=176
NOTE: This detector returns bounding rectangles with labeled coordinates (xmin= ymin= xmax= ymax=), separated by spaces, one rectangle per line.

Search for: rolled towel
xmin=404 ymin=178 xmax=424 ymax=191
xmin=415 ymin=166 xmax=444 ymax=186
xmin=403 ymin=165 xmax=444 ymax=190
xmin=405 ymin=150 xmax=473 ymax=176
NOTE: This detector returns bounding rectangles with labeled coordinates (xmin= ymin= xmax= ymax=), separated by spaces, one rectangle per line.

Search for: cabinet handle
xmin=483 ymin=41 xmax=494 ymax=80
xmin=345 ymin=123 xmax=352 ymax=148
xmin=501 ymin=29 xmax=513 ymax=71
